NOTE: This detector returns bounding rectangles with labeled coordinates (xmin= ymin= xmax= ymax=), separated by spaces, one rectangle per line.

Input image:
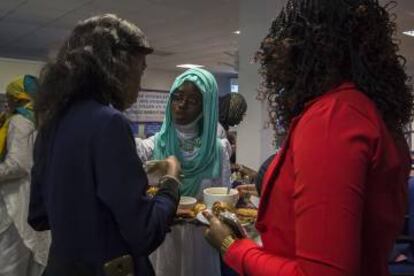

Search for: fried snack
xmin=236 ymin=208 xmax=258 ymax=217
xmin=236 ymin=208 xmax=258 ymax=224
xmin=212 ymin=201 xmax=235 ymax=217
xmin=193 ymin=203 xmax=207 ymax=215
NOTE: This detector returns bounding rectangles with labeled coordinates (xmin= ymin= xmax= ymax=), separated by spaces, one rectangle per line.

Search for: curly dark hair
xmin=219 ymin=93 xmax=247 ymax=130
xmin=256 ymin=0 xmax=413 ymax=141
xmin=35 ymin=14 xmax=153 ymax=131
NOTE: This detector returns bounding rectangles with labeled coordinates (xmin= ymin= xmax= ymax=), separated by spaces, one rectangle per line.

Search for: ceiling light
xmin=176 ymin=64 xmax=205 ymax=69
xmin=403 ymin=30 xmax=414 ymax=37
xmin=233 ymin=30 xmax=241 ymax=35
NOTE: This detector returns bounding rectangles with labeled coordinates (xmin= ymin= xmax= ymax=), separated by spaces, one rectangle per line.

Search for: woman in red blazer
xmin=203 ymin=0 xmax=413 ymax=275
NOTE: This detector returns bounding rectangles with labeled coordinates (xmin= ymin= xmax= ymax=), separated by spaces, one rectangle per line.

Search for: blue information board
xmin=144 ymin=122 xmax=162 ymax=138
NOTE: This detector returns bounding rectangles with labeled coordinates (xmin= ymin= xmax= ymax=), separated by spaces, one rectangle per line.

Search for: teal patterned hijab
xmin=153 ymin=68 xmax=222 ymax=196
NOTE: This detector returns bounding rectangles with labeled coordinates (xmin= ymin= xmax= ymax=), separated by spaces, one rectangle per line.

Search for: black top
xmin=29 ymin=100 xmax=178 ymax=276
xmin=255 ymin=154 xmax=276 ymax=196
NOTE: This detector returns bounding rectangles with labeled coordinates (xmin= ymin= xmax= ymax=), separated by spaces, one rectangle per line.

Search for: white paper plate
xmin=196 ymin=209 xmax=252 ymax=227
xmin=196 ymin=209 xmax=211 ymax=225
xmin=250 ymin=196 xmax=260 ymax=208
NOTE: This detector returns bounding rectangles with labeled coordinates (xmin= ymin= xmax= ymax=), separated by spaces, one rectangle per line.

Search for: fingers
xmin=237 ymin=184 xmax=252 ymax=190
xmin=245 ymin=184 xmax=257 ymax=192
xmin=144 ymin=160 xmax=165 ymax=173
xmin=202 ymin=210 xmax=214 ymax=221
xmin=237 ymin=184 xmax=257 ymax=195
xmin=202 ymin=210 xmax=221 ymax=225
xmin=236 ymin=185 xmax=246 ymax=193
xmin=165 ymin=156 xmax=182 ymax=178
xmin=166 ymin=155 xmax=180 ymax=167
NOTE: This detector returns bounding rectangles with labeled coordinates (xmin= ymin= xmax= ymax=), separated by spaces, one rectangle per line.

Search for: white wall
xmin=0 ymin=57 xmax=237 ymax=99
xmin=0 ymin=57 xmax=179 ymax=92
xmin=142 ymin=69 xmax=179 ymax=91
xmin=215 ymin=73 xmax=238 ymax=97
xmin=0 ymin=57 xmax=43 ymax=93
xmin=236 ymin=0 xmax=283 ymax=170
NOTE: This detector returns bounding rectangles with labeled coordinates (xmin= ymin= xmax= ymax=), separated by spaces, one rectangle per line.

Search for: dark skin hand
xmin=232 ymin=163 xmax=258 ymax=181
xmin=145 ymin=156 xmax=182 ymax=179
xmin=236 ymin=184 xmax=259 ymax=197
xmin=203 ymin=210 xmax=236 ymax=251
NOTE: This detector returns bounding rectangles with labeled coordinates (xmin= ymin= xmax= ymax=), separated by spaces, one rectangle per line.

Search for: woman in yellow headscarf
xmin=0 ymin=75 xmax=36 ymax=158
xmin=0 ymin=75 xmax=50 ymax=276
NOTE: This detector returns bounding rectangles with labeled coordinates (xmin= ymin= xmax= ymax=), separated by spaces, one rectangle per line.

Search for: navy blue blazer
xmin=29 ymin=100 xmax=177 ymax=276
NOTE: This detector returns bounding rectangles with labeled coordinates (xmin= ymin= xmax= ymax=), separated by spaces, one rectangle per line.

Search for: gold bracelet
xmin=220 ymin=235 xmax=236 ymax=255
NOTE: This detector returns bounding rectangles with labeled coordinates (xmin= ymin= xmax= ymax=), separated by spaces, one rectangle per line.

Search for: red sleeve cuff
xmin=224 ymin=238 xmax=259 ymax=275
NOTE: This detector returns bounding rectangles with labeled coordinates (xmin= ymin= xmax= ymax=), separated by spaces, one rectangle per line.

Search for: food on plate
xmin=212 ymin=201 xmax=235 ymax=217
xmin=193 ymin=203 xmax=207 ymax=214
xmin=175 ymin=200 xmax=257 ymax=225
xmin=236 ymin=208 xmax=258 ymax=224
xmin=176 ymin=203 xmax=207 ymax=219
xmin=236 ymin=208 xmax=258 ymax=217
xmin=212 ymin=203 xmax=258 ymax=225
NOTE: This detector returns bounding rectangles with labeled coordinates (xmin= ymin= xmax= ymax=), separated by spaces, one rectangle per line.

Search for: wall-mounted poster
xmin=144 ymin=122 xmax=162 ymax=137
xmin=124 ymin=89 xmax=169 ymax=123
xmin=124 ymin=89 xmax=168 ymax=138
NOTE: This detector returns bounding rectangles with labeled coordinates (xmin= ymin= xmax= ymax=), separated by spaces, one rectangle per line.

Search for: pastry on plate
xmin=212 ymin=201 xmax=235 ymax=217
xmin=193 ymin=203 xmax=207 ymax=214
xmin=236 ymin=208 xmax=258 ymax=224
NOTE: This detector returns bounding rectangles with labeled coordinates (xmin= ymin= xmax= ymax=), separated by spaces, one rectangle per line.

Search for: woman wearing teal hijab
xmin=136 ymin=68 xmax=231 ymax=276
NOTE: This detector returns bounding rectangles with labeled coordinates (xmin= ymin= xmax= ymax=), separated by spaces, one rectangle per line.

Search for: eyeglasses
xmin=171 ymin=93 xmax=201 ymax=106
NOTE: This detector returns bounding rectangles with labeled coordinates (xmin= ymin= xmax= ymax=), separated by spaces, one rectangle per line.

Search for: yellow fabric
xmin=6 ymin=78 xmax=31 ymax=102
xmin=0 ymin=115 xmax=10 ymax=160
xmin=0 ymin=76 xmax=36 ymax=160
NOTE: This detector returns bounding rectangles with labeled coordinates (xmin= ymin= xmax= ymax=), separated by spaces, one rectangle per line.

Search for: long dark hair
xmin=256 ymin=0 xmax=413 ymax=140
xmin=35 ymin=14 xmax=152 ymax=131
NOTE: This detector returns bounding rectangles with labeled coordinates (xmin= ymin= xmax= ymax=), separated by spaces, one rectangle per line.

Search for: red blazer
xmin=224 ymin=83 xmax=410 ymax=276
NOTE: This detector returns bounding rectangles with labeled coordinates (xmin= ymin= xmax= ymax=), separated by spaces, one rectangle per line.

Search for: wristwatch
xmin=220 ymin=235 xmax=236 ymax=255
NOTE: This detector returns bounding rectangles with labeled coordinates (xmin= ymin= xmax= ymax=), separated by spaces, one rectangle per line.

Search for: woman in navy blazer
xmin=28 ymin=14 xmax=181 ymax=276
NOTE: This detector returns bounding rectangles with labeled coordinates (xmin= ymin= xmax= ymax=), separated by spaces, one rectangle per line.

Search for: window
xmin=230 ymin=78 xmax=239 ymax=93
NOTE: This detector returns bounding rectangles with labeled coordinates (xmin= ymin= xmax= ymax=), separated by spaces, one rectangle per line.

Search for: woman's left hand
xmin=203 ymin=210 xmax=235 ymax=251
xmin=236 ymin=184 xmax=259 ymax=197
